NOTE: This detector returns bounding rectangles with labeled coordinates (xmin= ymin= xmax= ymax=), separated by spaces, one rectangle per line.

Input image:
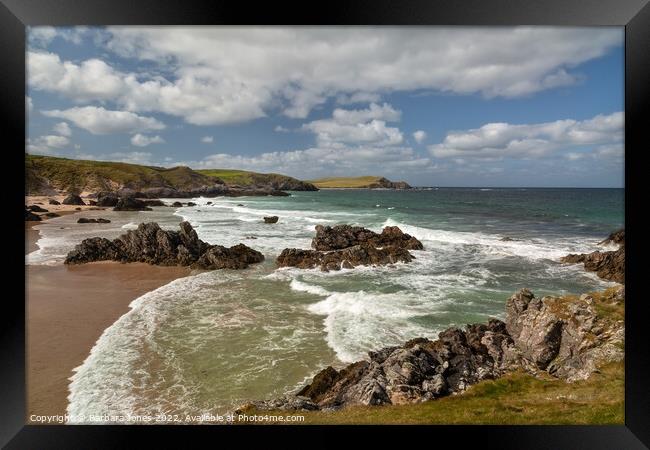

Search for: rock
xmin=206 ymin=201 xmax=212 ymax=205
xmin=143 ymin=199 xmax=166 ymax=207
xmin=88 ymin=200 xmax=98 ymax=206
xmin=187 ymin=202 xmax=196 ymax=207
xmin=172 ymin=201 xmax=183 ymax=207
xmin=560 ymin=230 xmax=624 ymax=283
xmin=43 ymin=212 xmax=60 ymax=218
xmin=312 ymin=225 xmax=423 ymax=251
xmin=264 ymin=216 xmax=279 ymax=224
xmin=96 ymin=192 xmax=119 ymax=207
xmin=77 ymin=218 xmax=111 ymax=224
xmin=64 ymin=221 xmax=264 ymax=270
xmin=48 ymin=199 xmax=61 ymax=205
xmin=25 ymin=209 xmax=41 ymax=221
xmin=113 ymin=196 xmax=153 ymax=211
xmin=237 ymin=204 xmax=244 ymax=207
xmin=75 ymin=207 xmax=82 ymax=210
xmin=506 ymin=288 xmax=624 ymax=381
xmin=62 ymin=194 xmax=86 ymax=205
xmin=277 ymin=224 xmax=422 ymax=271
xmin=28 ymin=205 xmax=48 ymax=212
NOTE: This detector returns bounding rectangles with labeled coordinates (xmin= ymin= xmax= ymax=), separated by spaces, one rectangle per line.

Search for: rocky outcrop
xmin=276 ymin=225 xmax=423 ymax=271
xmin=264 ymin=216 xmax=279 ymax=224
xmin=25 ymin=209 xmax=41 ymax=221
xmin=62 ymin=194 xmax=86 ymax=205
xmin=64 ymin=221 xmax=264 ymax=270
xmin=113 ymin=197 xmax=153 ymax=212
xmin=27 ymin=205 xmax=48 ymax=213
xmin=505 ymin=288 xmax=624 ymax=382
xmin=367 ymin=177 xmax=411 ymax=189
xmin=560 ymin=229 xmax=624 ymax=283
xmin=77 ymin=218 xmax=111 ymax=224
xmin=242 ymin=287 xmax=624 ymax=412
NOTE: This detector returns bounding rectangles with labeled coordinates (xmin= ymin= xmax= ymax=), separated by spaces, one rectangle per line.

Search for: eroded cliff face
xmin=240 ymin=286 xmax=624 ymax=413
xmin=560 ymin=229 xmax=625 ymax=283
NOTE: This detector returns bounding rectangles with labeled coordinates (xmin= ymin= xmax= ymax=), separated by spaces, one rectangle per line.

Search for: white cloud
xmin=303 ymin=103 xmax=404 ymax=147
xmin=27 ymin=135 xmax=70 ymax=153
xmin=28 ymin=26 xmax=89 ymax=47
xmin=106 ymin=151 xmax=155 ymax=165
xmin=52 ymin=122 xmax=72 ymax=136
xmin=274 ymin=125 xmax=290 ymax=133
xmin=428 ymin=112 xmax=624 ymax=159
xmin=131 ymin=133 xmax=165 ymax=147
xmin=27 ymin=27 xmax=622 ymax=125
xmin=413 ymin=130 xmax=427 ymax=144
xmin=41 ymin=106 xmax=165 ymax=135
xmin=201 ymin=136 xmax=214 ymax=143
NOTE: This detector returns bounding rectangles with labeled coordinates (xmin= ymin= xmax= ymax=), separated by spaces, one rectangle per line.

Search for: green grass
xmin=198 ymin=169 xmax=312 ymax=188
xmin=241 ymin=362 xmax=624 ymax=425
xmin=309 ymin=176 xmax=385 ymax=188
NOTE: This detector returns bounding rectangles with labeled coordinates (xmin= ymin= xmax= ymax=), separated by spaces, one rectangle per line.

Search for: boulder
xmin=43 ymin=212 xmax=60 ymax=218
xmin=172 ymin=201 xmax=183 ymax=207
xmin=113 ymin=196 xmax=153 ymax=211
xmin=62 ymin=194 xmax=86 ymax=205
xmin=263 ymin=216 xmax=279 ymax=224
xmin=48 ymin=199 xmax=61 ymax=205
xmin=312 ymin=225 xmax=423 ymax=251
xmin=143 ymin=199 xmax=166 ymax=207
xmin=96 ymin=192 xmax=119 ymax=207
xmin=25 ymin=209 xmax=41 ymax=221
xmin=28 ymin=205 xmax=48 ymax=213
xmin=65 ymin=221 xmax=264 ymax=270
xmin=77 ymin=218 xmax=111 ymax=224
xmin=186 ymin=202 xmax=196 ymax=207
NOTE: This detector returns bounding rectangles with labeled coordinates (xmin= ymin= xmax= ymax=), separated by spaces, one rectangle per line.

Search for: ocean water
xmin=26 ymin=188 xmax=624 ymax=422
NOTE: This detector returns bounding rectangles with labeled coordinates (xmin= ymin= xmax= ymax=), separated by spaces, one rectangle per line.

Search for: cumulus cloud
xmin=52 ymin=122 xmax=72 ymax=136
xmin=41 ymin=106 xmax=165 ymax=135
xmin=27 ymin=135 xmax=70 ymax=153
xmin=131 ymin=133 xmax=165 ymax=147
xmin=27 ymin=27 xmax=622 ymax=125
xmin=274 ymin=125 xmax=290 ymax=133
xmin=413 ymin=130 xmax=427 ymax=144
xmin=303 ymin=103 xmax=404 ymax=147
xmin=201 ymin=136 xmax=214 ymax=143
xmin=428 ymin=112 xmax=623 ymax=159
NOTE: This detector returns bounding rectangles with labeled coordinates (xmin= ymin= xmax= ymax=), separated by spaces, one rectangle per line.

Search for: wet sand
xmin=26 ymin=217 xmax=191 ymax=422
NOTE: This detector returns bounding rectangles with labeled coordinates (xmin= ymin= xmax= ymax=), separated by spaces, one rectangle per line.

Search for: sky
xmin=26 ymin=26 xmax=624 ymax=187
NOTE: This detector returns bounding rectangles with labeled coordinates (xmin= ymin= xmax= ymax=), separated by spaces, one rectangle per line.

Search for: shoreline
xmin=25 ymin=206 xmax=192 ymax=423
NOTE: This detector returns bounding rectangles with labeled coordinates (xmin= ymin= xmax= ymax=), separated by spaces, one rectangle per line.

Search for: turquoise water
xmin=28 ymin=188 xmax=623 ymax=422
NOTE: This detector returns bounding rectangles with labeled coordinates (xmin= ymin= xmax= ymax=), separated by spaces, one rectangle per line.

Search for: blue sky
xmin=26 ymin=27 xmax=624 ymax=187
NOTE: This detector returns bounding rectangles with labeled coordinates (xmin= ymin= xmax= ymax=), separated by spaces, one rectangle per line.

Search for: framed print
xmin=2 ymin=0 xmax=649 ymax=447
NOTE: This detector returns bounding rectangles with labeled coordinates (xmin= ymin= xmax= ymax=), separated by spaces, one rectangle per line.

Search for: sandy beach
xmin=25 ymin=205 xmax=191 ymax=422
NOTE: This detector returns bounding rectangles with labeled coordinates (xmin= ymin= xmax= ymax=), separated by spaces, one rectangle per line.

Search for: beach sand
xmin=25 ymin=211 xmax=191 ymax=423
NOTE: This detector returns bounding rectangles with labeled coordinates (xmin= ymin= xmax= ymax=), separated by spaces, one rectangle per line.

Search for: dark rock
xmin=560 ymin=229 xmax=624 ymax=283
xmin=77 ymin=218 xmax=111 ymax=224
xmin=187 ymin=202 xmax=196 ymax=207
xmin=43 ymin=212 xmax=60 ymax=218
xmin=75 ymin=207 xmax=82 ymax=210
xmin=312 ymin=225 xmax=423 ymax=251
xmin=96 ymin=192 xmax=119 ymax=207
xmin=113 ymin=196 xmax=153 ymax=211
xmin=64 ymin=221 xmax=264 ymax=270
xmin=28 ymin=205 xmax=49 ymax=213
xmin=62 ymin=194 xmax=86 ymax=205
xmin=88 ymin=200 xmax=98 ymax=206
xmin=206 ymin=201 xmax=212 ymax=205
xmin=25 ymin=209 xmax=41 ymax=221
xmin=48 ymin=199 xmax=61 ymax=205
xmin=171 ymin=201 xmax=183 ymax=207
xmin=237 ymin=204 xmax=244 ymax=207
xmin=264 ymin=216 xmax=279 ymax=224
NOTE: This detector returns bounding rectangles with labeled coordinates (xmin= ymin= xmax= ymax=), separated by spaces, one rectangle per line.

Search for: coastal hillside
xmin=25 ymin=154 xmax=317 ymax=195
xmin=310 ymin=176 xmax=411 ymax=189
xmin=197 ymin=169 xmax=317 ymax=191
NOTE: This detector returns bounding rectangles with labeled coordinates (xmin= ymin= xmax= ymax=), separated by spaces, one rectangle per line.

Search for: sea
xmin=25 ymin=188 xmax=624 ymax=423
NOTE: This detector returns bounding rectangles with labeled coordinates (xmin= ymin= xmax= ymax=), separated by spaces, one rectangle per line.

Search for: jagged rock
xmin=312 ymin=225 xmax=423 ymax=251
xmin=277 ymin=225 xmax=422 ymax=271
xmin=64 ymin=221 xmax=264 ymax=270
xmin=560 ymin=229 xmax=624 ymax=283
xmin=113 ymin=196 xmax=153 ymax=211
xmin=247 ymin=288 xmax=624 ymax=412
xmin=263 ymin=216 xmax=279 ymax=224
xmin=506 ymin=288 xmax=624 ymax=381
xmin=96 ymin=192 xmax=119 ymax=207
xmin=62 ymin=194 xmax=86 ymax=205
xmin=28 ymin=205 xmax=48 ymax=212
xmin=48 ymin=199 xmax=60 ymax=205
xmin=25 ymin=209 xmax=41 ymax=221
xmin=77 ymin=218 xmax=111 ymax=224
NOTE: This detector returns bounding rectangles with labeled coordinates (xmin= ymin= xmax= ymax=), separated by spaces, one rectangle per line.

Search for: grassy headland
xmin=309 ymin=176 xmax=411 ymax=189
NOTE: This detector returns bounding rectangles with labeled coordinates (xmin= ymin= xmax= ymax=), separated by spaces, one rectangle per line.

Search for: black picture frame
xmin=3 ymin=0 xmax=648 ymax=447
